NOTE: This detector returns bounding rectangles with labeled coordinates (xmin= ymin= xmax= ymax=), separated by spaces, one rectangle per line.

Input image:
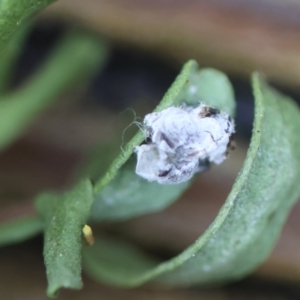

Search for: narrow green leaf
xmin=0 ymin=0 xmax=56 ymax=56
xmin=83 ymin=74 xmax=300 ymax=287
xmin=0 ymin=23 xmax=31 ymax=94
xmin=0 ymin=215 xmax=43 ymax=247
xmin=175 ymin=68 xmax=236 ymax=117
xmin=35 ymin=179 xmax=94 ymax=297
xmin=91 ymin=61 xmax=235 ymax=221
xmin=0 ymin=31 xmax=108 ymax=151
xmin=90 ymin=159 xmax=189 ymax=221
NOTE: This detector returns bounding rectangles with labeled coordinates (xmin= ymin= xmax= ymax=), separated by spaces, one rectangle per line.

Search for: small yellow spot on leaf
xmin=82 ymin=224 xmax=94 ymax=246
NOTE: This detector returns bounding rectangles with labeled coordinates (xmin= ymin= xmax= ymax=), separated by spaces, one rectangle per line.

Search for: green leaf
xmin=0 ymin=215 xmax=43 ymax=247
xmin=91 ymin=60 xmax=235 ymax=221
xmin=35 ymin=179 xmax=94 ymax=297
xmin=90 ymin=159 xmax=190 ymax=221
xmin=0 ymin=0 xmax=56 ymax=56
xmin=175 ymin=68 xmax=236 ymax=117
xmin=83 ymin=74 xmax=300 ymax=287
xmin=0 ymin=23 xmax=31 ymax=94
xmin=0 ymin=31 xmax=108 ymax=151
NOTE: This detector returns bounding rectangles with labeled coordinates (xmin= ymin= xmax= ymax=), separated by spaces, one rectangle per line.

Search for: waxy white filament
xmin=135 ymin=104 xmax=235 ymax=184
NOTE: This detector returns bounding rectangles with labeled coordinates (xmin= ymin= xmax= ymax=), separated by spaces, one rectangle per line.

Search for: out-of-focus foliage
xmin=0 ymin=31 xmax=108 ymax=151
xmin=2 ymin=1 xmax=300 ymax=298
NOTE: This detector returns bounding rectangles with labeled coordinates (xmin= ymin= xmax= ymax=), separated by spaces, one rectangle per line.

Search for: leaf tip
xmin=46 ymin=279 xmax=84 ymax=298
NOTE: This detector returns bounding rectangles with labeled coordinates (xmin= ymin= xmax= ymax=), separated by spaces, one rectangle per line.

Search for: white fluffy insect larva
xmin=135 ymin=103 xmax=235 ymax=184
